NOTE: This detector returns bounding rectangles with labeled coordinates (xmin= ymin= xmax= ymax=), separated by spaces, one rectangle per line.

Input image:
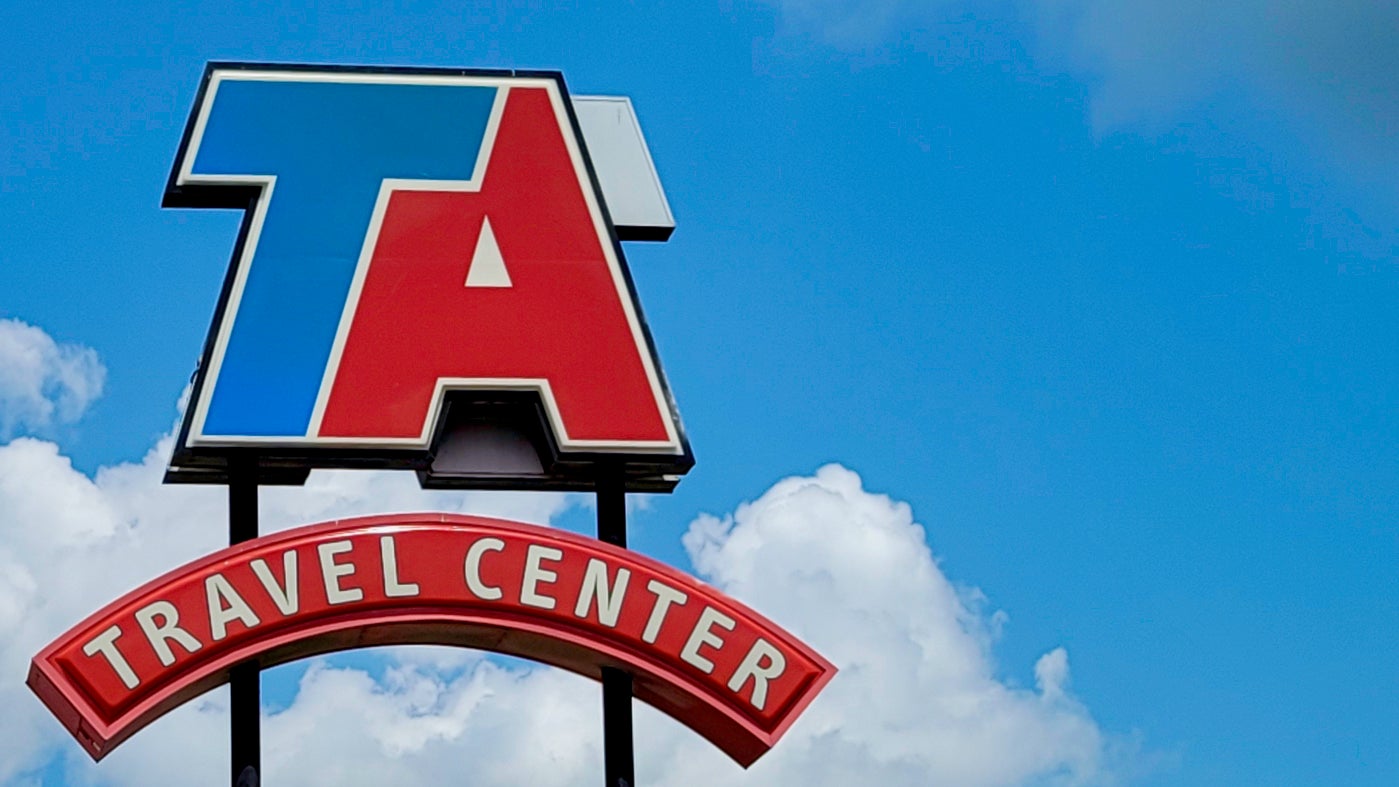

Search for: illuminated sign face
xmin=164 ymin=65 xmax=691 ymax=486
xmin=29 ymin=515 xmax=835 ymax=767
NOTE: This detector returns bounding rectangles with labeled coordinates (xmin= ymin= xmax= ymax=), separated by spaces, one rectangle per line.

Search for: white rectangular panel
xmin=572 ymin=95 xmax=675 ymax=241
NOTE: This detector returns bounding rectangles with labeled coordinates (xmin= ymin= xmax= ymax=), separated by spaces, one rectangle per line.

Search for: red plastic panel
xmin=28 ymin=514 xmax=835 ymax=766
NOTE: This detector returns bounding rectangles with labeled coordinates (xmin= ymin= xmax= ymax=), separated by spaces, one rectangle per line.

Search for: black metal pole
xmin=596 ymin=472 xmax=634 ymax=787
xmin=228 ymin=461 xmax=260 ymax=787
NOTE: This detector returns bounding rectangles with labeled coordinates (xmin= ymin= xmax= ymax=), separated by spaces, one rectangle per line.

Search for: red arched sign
xmin=28 ymin=514 xmax=835 ymax=767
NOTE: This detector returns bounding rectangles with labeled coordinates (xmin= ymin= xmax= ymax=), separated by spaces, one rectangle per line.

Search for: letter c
xmin=464 ymin=537 xmax=506 ymax=600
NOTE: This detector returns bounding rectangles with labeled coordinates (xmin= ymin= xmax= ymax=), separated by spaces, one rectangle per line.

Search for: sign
xmin=29 ymin=62 xmax=833 ymax=783
xmin=29 ymin=514 xmax=834 ymax=767
xmin=162 ymin=64 xmax=692 ymax=490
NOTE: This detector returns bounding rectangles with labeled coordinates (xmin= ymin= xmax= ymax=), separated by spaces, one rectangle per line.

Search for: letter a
xmin=317 ymin=86 xmax=678 ymax=452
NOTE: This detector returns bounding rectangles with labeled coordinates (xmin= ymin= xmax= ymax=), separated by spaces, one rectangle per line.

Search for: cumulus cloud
xmin=0 ymin=427 xmax=572 ymax=786
xmin=0 ymin=321 xmax=1121 ymax=785
xmin=7 ymin=444 xmax=1122 ymax=785
xmin=669 ymin=465 xmax=1108 ymax=786
xmin=0 ymin=319 xmax=105 ymax=437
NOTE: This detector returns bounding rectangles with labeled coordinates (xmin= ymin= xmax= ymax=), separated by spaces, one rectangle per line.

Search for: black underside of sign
xmin=166 ymin=391 xmax=693 ymax=492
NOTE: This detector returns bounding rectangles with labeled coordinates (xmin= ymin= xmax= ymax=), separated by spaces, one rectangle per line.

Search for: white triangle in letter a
xmin=465 ymin=216 xmax=512 ymax=288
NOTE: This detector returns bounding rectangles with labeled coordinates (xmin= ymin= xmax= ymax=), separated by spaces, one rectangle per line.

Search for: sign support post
xmin=228 ymin=461 xmax=261 ymax=787
xmin=596 ymin=472 xmax=635 ymax=787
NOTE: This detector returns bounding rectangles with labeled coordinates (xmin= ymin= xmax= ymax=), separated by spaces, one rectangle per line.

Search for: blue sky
xmin=2 ymin=1 xmax=1397 ymax=785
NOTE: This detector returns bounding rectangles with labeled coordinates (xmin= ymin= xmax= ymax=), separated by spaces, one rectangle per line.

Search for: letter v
xmin=250 ymin=551 xmax=299 ymax=616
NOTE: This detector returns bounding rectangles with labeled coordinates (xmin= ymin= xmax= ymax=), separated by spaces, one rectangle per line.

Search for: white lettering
xmin=642 ymin=580 xmax=688 ymax=644
xmin=134 ymin=600 xmax=202 ymax=666
xmin=82 ymin=625 xmax=139 ymax=689
xmin=205 ymin=572 xmax=261 ymax=641
xmin=573 ymin=558 xmax=631 ymax=628
xmin=379 ymin=536 xmax=419 ymax=598
xmin=520 ymin=544 xmax=563 ymax=610
xmin=681 ymin=606 xmax=736 ymax=674
xmin=317 ymin=540 xmax=363 ymax=605
xmin=727 ymin=638 xmax=787 ymax=710
xmin=250 ymin=550 xmax=298 ymax=616
xmin=464 ymin=537 xmax=506 ymax=600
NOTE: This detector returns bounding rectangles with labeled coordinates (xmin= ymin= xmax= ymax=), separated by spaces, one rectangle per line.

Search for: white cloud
xmin=9 ymin=452 xmax=1123 ymax=786
xmin=0 ymin=325 xmax=1123 ymax=786
xmin=0 ymin=426 xmax=573 ymax=786
xmin=668 ymin=465 xmax=1109 ymax=786
xmin=0 ymin=319 xmax=105 ymax=437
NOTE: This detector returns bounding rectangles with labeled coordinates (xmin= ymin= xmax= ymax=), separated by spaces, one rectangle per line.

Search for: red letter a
xmin=317 ymin=86 xmax=677 ymax=450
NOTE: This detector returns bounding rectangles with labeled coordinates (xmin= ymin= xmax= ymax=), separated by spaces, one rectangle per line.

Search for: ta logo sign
xmin=165 ymin=65 xmax=691 ymax=489
xmin=31 ymin=64 xmax=835 ymax=779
